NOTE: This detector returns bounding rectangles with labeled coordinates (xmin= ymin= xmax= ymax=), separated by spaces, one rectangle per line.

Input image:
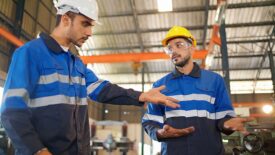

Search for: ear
xmin=61 ymin=14 xmax=71 ymax=26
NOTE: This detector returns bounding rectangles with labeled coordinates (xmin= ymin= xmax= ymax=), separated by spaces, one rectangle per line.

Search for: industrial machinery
xmin=0 ymin=124 xmax=13 ymax=155
xmin=90 ymin=121 xmax=134 ymax=155
xmin=224 ymin=123 xmax=275 ymax=155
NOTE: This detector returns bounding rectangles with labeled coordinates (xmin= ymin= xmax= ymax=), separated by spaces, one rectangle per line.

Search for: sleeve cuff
xmin=131 ymin=91 xmax=144 ymax=106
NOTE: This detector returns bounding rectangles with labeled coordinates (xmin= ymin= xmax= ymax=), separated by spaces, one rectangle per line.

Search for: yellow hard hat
xmin=162 ymin=26 xmax=197 ymax=47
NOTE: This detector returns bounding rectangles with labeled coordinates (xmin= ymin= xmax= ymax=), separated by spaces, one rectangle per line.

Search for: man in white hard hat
xmin=0 ymin=0 xmax=179 ymax=155
xmin=142 ymin=26 xmax=254 ymax=155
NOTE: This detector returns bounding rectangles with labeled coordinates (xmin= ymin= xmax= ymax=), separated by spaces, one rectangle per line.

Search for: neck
xmin=50 ymin=27 xmax=70 ymax=47
xmin=176 ymin=61 xmax=194 ymax=75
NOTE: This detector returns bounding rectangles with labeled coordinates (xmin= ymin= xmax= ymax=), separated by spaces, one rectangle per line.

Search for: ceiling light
xmin=105 ymin=109 xmax=109 ymax=114
xmin=157 ymin=0 xmax=173 ymax=12
xmin=262 ymin=105 xmax=273 ymax=114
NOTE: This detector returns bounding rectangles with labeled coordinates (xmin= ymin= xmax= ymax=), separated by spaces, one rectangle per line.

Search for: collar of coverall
xmin=172 ymin=62 xmax=201 ymax=79
xmin=39 ymin=32 xmax=67 ymax=54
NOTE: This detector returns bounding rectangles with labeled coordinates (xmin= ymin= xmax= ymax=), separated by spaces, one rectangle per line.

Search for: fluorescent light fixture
xmin=222 ymin=139 xmax=229 ymax=143
xmin=262 ymin=105 xmax=273 ymax=114
xmin=157 ymin=0 xmax=173 ymax=12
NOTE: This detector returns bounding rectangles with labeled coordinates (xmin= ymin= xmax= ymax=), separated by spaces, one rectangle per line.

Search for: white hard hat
xmin=54 ymin=0 xmax=101 ymax=24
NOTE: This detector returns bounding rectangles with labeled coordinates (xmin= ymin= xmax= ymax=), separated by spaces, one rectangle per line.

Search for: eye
xmin=82 ymin=21 xmax=91 ymax=27
xmin=167 ymin=45 xmax=172 ymax=51
xmin=176 ymin=42 xmax=183 ymax=48
xmin=83 ymin=23 xmax=89 ymax=27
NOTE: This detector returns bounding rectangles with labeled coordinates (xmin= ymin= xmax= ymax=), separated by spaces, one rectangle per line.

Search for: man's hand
xmin=35 ymin=149 xmax=52 ymax=155
xmin=139 ymin=85 xmax=180 ymax=108
xmin=157 ymin=124 xmax=195 ymax=139
xmin=224 ymin=117 xmax=255 ymax=135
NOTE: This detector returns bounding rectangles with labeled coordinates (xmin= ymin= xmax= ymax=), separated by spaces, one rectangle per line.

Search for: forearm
xmin=97 ymin=83 xmax=144 ymax=106
xmin=1 ymin=109 xmax=45 ymax=154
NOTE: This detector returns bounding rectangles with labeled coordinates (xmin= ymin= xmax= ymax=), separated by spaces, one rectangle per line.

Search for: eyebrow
xmin=176 ymin=40 xmax=191 ymax=45
xmin=82 ymin=20 xmax=93 ymax=26
xmin=169 ymin=41 xmax=186 ymax=46
xmin=175 ymin=41 xmax=183 ymax=44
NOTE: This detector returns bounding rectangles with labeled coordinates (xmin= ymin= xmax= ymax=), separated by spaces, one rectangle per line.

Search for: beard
xmin=70 ymin=38 xmax=81 ymax=47
xmin=69 ymin=36 xmax=88 ymax=47
xmin=67 ymin=25 xmax=88 ymax=47
xmin=173 ymin=55 xmax=191 ymax=67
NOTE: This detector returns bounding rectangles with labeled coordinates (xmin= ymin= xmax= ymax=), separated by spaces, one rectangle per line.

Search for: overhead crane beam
xmin=0 ymin=27 xmax=24 ymax=47
xmin=81 ymin=50 xmax=208 ymax=64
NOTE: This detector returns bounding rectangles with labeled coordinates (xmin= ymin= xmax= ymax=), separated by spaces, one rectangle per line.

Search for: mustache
xmin=81 ymin=37 xmax=89 ymax=41
xmin=172 ymin=53 xmax=180 ymax=59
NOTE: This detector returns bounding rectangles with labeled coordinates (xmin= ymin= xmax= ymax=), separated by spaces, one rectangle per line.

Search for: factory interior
xmin=0 ymin=0 xmax=274 ymax=155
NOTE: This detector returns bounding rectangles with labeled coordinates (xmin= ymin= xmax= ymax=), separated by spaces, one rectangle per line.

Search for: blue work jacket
xmin=1 ymin=33 xmax=143 ymax=155
xmin=142 ymin=63 xmax=235 ymax=155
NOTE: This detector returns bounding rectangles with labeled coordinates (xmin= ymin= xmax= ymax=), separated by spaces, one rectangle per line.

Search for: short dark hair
xmin=55 ymin=15 xmax=62 ymax=27
xmin=55 ymin=11 xmax=77 ymax=27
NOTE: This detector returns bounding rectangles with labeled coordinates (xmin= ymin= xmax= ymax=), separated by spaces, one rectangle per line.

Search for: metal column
xmin=219 ymin=19 xmax=231 ymax=93
xmin=267 ymin=26 xmax=275 ymax=94
xmin=8 ymin=0 xmax=25 ymax=61
xmin=202 ymin=0 xmax=210 ymax=48
xmin=102 ymin=104 xmax=106 ymax=120
xmin=141 ymin=63 xmax=145 ymax=155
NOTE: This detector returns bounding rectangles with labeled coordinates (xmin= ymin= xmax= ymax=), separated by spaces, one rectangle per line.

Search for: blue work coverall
xmin=142 ymin=63 xmax=235 ymax=155
xmin=1 ymin=33 xmax=143 ymax=155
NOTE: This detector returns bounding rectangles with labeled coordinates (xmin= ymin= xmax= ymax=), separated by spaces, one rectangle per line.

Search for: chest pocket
xmin=39 ymin=62 xmax=65 ymax=89
xmin=195 ymin=82 xmax=216 ymax=104
xmin=160 ymin=80 xmax=182 ymax=96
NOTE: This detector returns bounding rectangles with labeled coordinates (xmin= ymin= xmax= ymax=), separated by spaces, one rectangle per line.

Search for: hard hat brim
xmin=162 ymin=35 xmax=196 ymax=47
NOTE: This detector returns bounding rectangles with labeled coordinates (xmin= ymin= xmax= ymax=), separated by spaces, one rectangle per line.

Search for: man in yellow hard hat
xmin=0 ymin=1 xmax=179 ymax=155
xmin=142 ymin=26 xmax=254 ymax=155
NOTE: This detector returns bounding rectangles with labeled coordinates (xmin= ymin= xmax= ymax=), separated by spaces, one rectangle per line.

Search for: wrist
xmin=139 ymin=93 xmax=146 ymax=102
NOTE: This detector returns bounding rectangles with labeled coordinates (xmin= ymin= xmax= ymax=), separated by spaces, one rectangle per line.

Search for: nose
xmin=86 ymin=28 xmax=92 ymax=37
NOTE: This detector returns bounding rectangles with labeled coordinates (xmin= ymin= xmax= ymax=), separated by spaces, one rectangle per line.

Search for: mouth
xmin=80 ymin=37 xmax=88 ymax=42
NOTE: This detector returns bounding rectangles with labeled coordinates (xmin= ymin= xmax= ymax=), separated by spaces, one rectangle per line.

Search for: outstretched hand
xmin=139 ymin=85 xmax=180 ymax=108
xmin=157 ymin=124 xmax=195 ymax=139
xmin=224 ymin=117 xmax=255 ymax=135
xmin=35 ymin=149 xmax=52 ymax=155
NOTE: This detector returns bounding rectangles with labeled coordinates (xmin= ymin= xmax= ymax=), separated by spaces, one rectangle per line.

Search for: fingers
xmin=241 ymin=130 xmax=250 ymax=136
xmin=224 ymin=117 xmax=253 ymax=135
xmin=167 ymin=125 xmax=195 ymax=135
xmin=178 ymin=126 xmax=195 ymax=135
xmin=237 ymin=126 xmax=250 ymax=135
xmin=166 ymin=96 xmax=179 ymax=103
xmin=164 ymin=100 xmax=180 ymax=108
xmin=160 ymin=95 xmax=180 ymax=108
xmin=241 ymin=117 xmax=255 ymax=122
xmin=185 ymin=126 xmax=195 ymax=132
xmin=162 ymin=125 xmax=170 ymax=132
xmin=157 ymin=125 xmax=195 ymax=138
xmin=156 ymin=85 xmax=166 ymax=91
xmin=224 ymin=123 xmax=242 ymax=131
xmin=157 ymin=125 xmax=170 ymax=138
